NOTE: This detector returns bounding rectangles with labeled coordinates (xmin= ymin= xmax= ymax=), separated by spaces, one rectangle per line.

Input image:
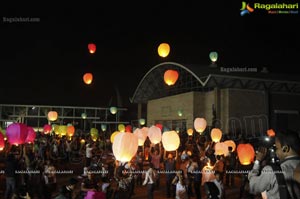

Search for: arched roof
xmin=130 ymin=62 xmax=300 ymax=104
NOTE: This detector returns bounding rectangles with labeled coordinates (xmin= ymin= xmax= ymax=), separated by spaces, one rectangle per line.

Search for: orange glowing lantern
xmin=187 ymin=128 xmax=194 ymax=136
xmin=224 ymin=140 xmax=236 ymax=152
xmin=0 ymin=133 xmax=5 ymax=150
xmin=164 ymin=70 xmax=179 ymax=86
xmin=67 ymin=125 xmax=75 ymax=137
xmin=157 ymin=43 xmax=170 ymax=58
xmin=162 ymin=131 xmax=180 ymax=151
xmin=83 ymin=73 xmax=93 ymax=85
xmin=267 ymin=129 xmax=275 ymax=137
xmin=148 ymin=125 xmax=162 ymax=144
xmin=48 ymin=111 xmax=58 ymax=121
xmin=112 ymin=132 xmax=138 ymax=162
xmin=214 ymin=142 xmax=229 ymax=156
xmin=237 ymin=143 xmax=255 ymax=165
xmin=210 ymin=128 xmax=222 ymax=142
xmin=194 ymin=118 xmax=207 ymax=133
xmin=88 ymin=43 xmax=96 ymax=54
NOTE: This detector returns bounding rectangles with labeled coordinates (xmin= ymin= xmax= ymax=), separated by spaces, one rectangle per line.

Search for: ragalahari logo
xmin=240 ymin=1 xmax=254 ymax=16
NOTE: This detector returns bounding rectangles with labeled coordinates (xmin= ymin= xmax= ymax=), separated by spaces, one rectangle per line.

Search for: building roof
xmin=130 ymin=62 xmax=300 ymax=104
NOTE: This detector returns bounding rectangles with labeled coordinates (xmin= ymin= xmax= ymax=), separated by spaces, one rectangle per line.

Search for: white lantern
xmin=133 ymin=128 xmax=147 ymax=146
xmin=210 ymin=128 xmax=222 ymax=142
xmin=110 ymin=107 xmax=117 ymax=114
xmin=194 ymin=118 xmax=207 ymax=133
xmin=162 ymin=131 xmax=180 ymax=151
xmin=112 ymin=132 xmax=138 ymax=162
xmin=148 ymin=125 xmax=162 ymax=144
xmin=214 ymin=142 xmax=229 ymax=156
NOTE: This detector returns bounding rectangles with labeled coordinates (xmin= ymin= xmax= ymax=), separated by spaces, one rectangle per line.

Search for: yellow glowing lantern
xmin=110 ymin=131 xmax=120 ymax=143
xmin=210 ymin=128 xmax=222 ymax=142
xmin=118 ymin=124 xmax=125 ymax=132
xmin=112 ymin=132 xmax=138 ymax=162
xmin=157 ymin=42 xmax=170 ymax=58
xmin=83 ymin=73 xmax=93 ymax=85
xmin=162 ymin=131 xmax=180 ymax=151
xmin=187 ymin=128 xmax=193 ymax=136
xmin=90 ymin=128 xmax=99 ymax=140
xmin=237 ymin=143 xmax=255 ymax=165
xmin=164 ymin=69 xmax=179 ymax=86
xmin=48 ymin=111 xmax=58 ymax=121
xmin=194 ymin=118 xmax=207 ymax=133
xmin=148 ymin=125 xmax=162 ymax=144
xmin=110 ymin=107 xmax=117 ymax=114
xmin=58 ymin=125 xmax=67 ymax=136
xmin=224 ymin=140 xmax=236 ymax=152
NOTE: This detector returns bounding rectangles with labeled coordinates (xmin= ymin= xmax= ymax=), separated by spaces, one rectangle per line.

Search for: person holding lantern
xmin=248 ymin=129 xmax=300 ymax=199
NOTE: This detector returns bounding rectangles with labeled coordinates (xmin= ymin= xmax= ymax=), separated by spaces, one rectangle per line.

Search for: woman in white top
xmin=172 ymin=169 xmax=188 ymax=199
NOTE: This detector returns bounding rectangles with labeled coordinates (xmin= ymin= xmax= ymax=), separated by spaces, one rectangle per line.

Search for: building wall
xmin=227 ymin=89 xmax=267 ymax=138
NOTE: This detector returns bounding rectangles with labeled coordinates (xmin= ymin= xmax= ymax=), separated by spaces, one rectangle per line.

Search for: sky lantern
xmin=58 ymin=125 xmax=67 ymax=136
xmin=6 ymin=123 xmax=28 ymax=145
xmin=267 ymin=129 xmax=276 ymax=137
xmin=148 ymin=125 xmax=162 ymax=144
xmin=43 ymin=124 xmax=52 ymax=134
xmin=155 ymin=123 xmax=163 ymax=131
xmin=81 ymin=113 xmax=87 ymax=119
xmin=157 ymin=42 xmax=170 ymax=58
xmin=125 ymin=125 xmax=132 ymax=133
xmin=48 ymin=111 xmax=58 ymax=121
xmin=90 ymin=128 xmax=99 ymax=140
xmin=164 ymin=69 xmax=179 ymax=86
xmin=67 ymin=125 xmax=75 ymax=137
xmin=88 ymin=43 xmax=96 ymax=54
xmin=25 ymin=126 xmax=36 ymax=143
xmin=214 ymin=142 xmax=229 ymax=156
xmin=112 ymin=132 xmax=138 ymax=162
xmin=133 ymin=128 xmax=147 ymax=146
xmin=101 ymin=124 xmax=107 ymax=132
xmin=118 ymin=124 xmax=125 ymax=132
xmin=83 ymin=73 xmax=93 ymax=85
xmin=210 ymin=128 xmax=222 ymax=142
xmin=194 ymin=118 xmax=207 ymax=133
xmin=110 ymin=131 xmax=120 ymax=143
xmin=0 ymin=133 xmax=5 ymax=150
xmin=110 ymin=106 xmax=117 ymax=114
xmin=187 ymin=128 xmax=193 ymax=136
xmin=209 ymin=51 xmax=218 ymax=62
xmin=162 ymin=130 xmax=180 ymax=151
xmin=224 ymin=140 xmax=236 ymax=152
xmin=139 ymin=118 xmax=146 ymax=126
xmin=237 ymin=143 xmax=255 ymax=165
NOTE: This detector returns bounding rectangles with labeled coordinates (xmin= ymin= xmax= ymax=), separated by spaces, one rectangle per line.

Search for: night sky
xmin=1 ymin=2 xmax=299 ymax=111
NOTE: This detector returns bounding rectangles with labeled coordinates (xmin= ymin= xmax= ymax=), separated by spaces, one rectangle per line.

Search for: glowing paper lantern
xmin=155 ymin=123 xmax=163 ymax=131
xmin=157 ymin=43 xmax=170 ymax=58
xmin=67 ymin=125 xmax=75 ymax=137
xmin=187 ymin=128 xmax=193 ymax=136
xmin=118 ymin=124 xmax=125 ymax=132
xmin=162 ymin=131 xmax=180 ymax=151
xmin=210 ymin=128 xmax=222 ymax=142
xmin=177 ymin=110 xmax=183 ymax=117
xmin=88 ymin=43 xmax=96 ymax=54
xmin=214 ymin=142 xmax=229 ymax=156
xmin=83 ymin=73 xmax=93 ymax=85
xmin=194 ymin=118 xmax=207 ymax=133
xmin=25 ymin=126 xmax=36 ymax=143
xmin=0 ymin=133 xmax=5 ymax=150
xmin=81 ymin=113 xmax=87 ymax=119
xmin=164 ymin=69 xmax=179 ymax=86
xmin=6 ymin=123 xmax=28 ymax=145
xmin=110 ymin=131 xmax=120 ymax=143
xmin=209 ymin=51 xmax=218 ymax=62
xmin=224 ymin=140 xmax=236 ymax=152
xmin=133 ymin=128 xmax=147 ymax=146
xmin=148 ymin=125 xmax=162 ymax=144
xmin=101 ymin=124 xmax=107 ymax=132
xmin=237 ymin=143 xmax=255 ymax=165
xmin=43 ymin=124 xmax=52 ymax=134
xmin=90 ymin=128 xmax=99 ymax=140
xmin=139 ymin=118 xmax=146 ymax=125
xmin=112 ymin=132 xmax=138 ymax=162
xmin=110 ymin=107 xmax=117 ymax=114
xmin=125 ymin=125 xmax=132 ymax=133
xmin=267 ymin=129 xmax=275 ymax=137
xmin=48 ymin=111 xmax=58 ymax=121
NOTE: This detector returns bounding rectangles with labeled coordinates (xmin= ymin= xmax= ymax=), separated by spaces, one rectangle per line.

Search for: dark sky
xmin=1 ymin=2 xmax=299 ymax=110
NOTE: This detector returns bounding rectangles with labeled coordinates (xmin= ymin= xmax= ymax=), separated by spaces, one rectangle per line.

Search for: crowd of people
xmin=1 ymin=128 xmax=300 ymax=199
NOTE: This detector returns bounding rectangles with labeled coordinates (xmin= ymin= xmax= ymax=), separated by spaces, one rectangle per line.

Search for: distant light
xmin=88 ymin=43 xmax=96 ymax=54
xmin=110 ymin=107 xmax=117 ymax=114
xmin=177 ymin=110 xmax=183 ymax=117
xmin=157 ymin=43 xmax=170 ymax=58
xmin=83 ymin=73 xmax=93 ymax=85
xmin=209 ymin=51 xmax=218 ymax=62
xmin=32 ymin=107 xmax=36 ymax=110
xmin=139 ymin=118 xmax=146 ymax=125
xmin=81 ymin=113 xmax=87 ymax=119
